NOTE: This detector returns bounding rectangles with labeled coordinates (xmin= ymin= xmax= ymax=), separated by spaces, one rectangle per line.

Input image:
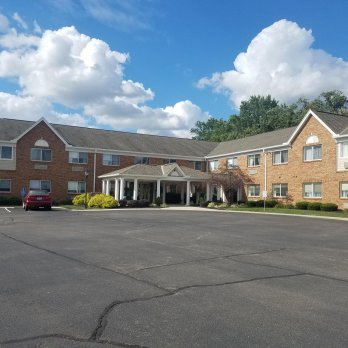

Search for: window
xmin=29 ymin=180 xmax=51 ymax=192
xmin=103 ymin=154 xmax=120 ymax=166
xmin=340 ymin=182 xmax=348 ymax=198
xmin=209 ymin=160 xmax=219 ymax=171
xmin=272 ymin=184 xmax=288 ymax=197
xmin=68 ymin=181 xmax=86 ymax=194
xmin=134 ymin=156 xmax=149 ymax=165
xmin=0 ymin=179 xmax=11 ymax=192
xmin=69 ymin=151 xmax=88 ymax=164
xmin=304 ymin=145 xmax=322 ymax=161
xmin=340 ymin=142 xmax=348 ymax=158
xmin=248 ymin=184 xmax=260 ymax=197
xmin=193 ymin=161 xmax=202 ymax=171
xmin=227 ymin=157 xmax=238 ymax=168
xmin=303 ymin=183 xmax=322 ymax=198
xmin=0 ymin=146 xmax=12 ymax=159
xmin=31 ymin=148 xmax=52 ymax=162
xmin=273 ymin=150 xmax=288 ymax=164
xmin=164 ymin=159 xmax=176 ymax=164
xmin=248 ymin=154 xmax=260 ymax=167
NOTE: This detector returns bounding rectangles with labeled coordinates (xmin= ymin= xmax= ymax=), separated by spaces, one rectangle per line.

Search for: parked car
xmin=23 ymin=190 xmax=52 ymax=211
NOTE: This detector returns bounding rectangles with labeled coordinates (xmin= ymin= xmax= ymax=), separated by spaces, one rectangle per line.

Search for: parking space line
xmin=1 ymin=207 xmax=14 ymax=213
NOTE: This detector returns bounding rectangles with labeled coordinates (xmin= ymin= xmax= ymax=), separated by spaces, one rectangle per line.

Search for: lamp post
xmin=84 ymin=170 xmax=89 ymax=209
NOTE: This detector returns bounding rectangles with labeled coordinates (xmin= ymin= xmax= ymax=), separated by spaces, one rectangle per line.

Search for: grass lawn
xmin=222 ymin=207 xmax=348 ymax=219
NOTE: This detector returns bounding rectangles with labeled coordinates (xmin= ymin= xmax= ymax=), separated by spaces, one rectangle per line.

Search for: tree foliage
xmin=191 ymin=90 xmax=348 ymax=141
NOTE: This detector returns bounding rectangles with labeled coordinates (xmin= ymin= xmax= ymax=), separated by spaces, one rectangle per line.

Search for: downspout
xmin=93 ymin=150 xmax=96 ymax=192
xmin=263 ymin=149 xmax=267 ymax=211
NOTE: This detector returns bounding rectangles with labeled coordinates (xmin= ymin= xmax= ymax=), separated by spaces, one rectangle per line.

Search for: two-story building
xmin=0 ymin=109 xmax=348 ymax=208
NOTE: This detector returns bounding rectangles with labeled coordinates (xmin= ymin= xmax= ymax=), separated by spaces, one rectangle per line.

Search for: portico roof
xmin=99 ymin=163 xmax=211 ymax=181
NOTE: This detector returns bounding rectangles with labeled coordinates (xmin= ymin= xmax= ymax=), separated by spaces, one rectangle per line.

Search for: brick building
xmin=0 ymin=109 xmax=348 ymax=208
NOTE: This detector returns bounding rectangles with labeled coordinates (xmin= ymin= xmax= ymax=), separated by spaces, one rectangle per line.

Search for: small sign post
xmin=262 ymin=190 xmax=268 ymax=211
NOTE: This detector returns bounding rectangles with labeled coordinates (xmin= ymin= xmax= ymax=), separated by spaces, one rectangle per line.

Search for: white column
xmin=181 ymin=184 xmax=185 ymax=204
xmin=119 ymin=178 xmax=125 ymax=200
xmin=163 ymin=183 xmax=166 ymax=204
xmin=186 ymin=180 xmax=191 ymax=206
xmin=115 ymin=179 xmax=119 ymax=200
xmin=133 ymin=178 xmax=138 ymax=200
xmin=217 ymin=185 xmax=221 ymax=201
xmin=221 ymin=185 xmax=227 ymax=203
xmin=106 ymin=180 xmax=110 ymax=195
xmin=206 ymin=182 xmax=211 ymax=201
xmin=156 ymin=179 xmax=161 ymax=198
xmin=102 ymin=180 xmax=105 ymax=194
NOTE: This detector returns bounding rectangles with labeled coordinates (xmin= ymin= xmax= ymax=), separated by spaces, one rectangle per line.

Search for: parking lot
xmin=0 ymin=207 xmax=347 ymax=347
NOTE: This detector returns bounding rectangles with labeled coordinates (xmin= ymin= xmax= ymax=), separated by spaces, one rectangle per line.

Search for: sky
xmin=0 ymin=0 xmax=348 ymax=137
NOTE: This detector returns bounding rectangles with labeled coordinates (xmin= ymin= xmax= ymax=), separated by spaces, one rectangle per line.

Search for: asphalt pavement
xmin=0 ymin=207 xmax=347 ymax=347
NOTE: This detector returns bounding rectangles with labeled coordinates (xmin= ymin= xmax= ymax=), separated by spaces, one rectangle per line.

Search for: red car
xmin=23 ymin=190 xmax=52 ymax=211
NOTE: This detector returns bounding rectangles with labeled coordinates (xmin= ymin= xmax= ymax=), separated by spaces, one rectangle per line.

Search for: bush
xmin=295 ymin=201 xmax=309 ymax=210
xmin=0 ymin=196 xmax=22 ymax=205
xmin=321 ymin=203 xmax=338 ymax=211
xmin=276 ymin=203 xmax=294 ymax=209
xmin=155 ymin=196 xmax=162 ymax=207
xmin=138 ymin=199 xmax=150 ymax=207
xmin=72 ymin=193 xmax=90 ymax=206
xmin=246 ymin=200 xmax=257 ymax=207
xmin=88 ymin=194 xmax=118 ymax=208
xmin=307 ymin=202 xmax=322 ymax=211
xmin=207 ymin=202 xmax=216 ymax=208
xmin=118 ymin=199 xmax=127 ymax=207
xmin=265 ymin=200 xmax=278 ymax=208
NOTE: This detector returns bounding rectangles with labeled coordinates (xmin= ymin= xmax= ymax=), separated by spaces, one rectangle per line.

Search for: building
xmin=0 ymin=109 xmax=348 ymax=208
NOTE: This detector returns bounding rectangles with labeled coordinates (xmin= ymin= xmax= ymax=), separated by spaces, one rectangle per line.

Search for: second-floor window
xmin=304 ymin=145 xmax=322 ymax=161
xmin=340 ymin=142 xmax=348 ymax=158
xmin=31 ymin=148 xmax=52 ymax=162
xmin=227 ymin=157 xmax=238 ymax=168
xmin=248 ymin=154 xmax=260 ymax=167
xmin=193 ymin=161 xmax=202 ymax=171
xmin=273 ymin=150 xmax=288 ymax=164
xmin=0 ymin=146 xmax=12 ymax=160
xmin=209 ymin=160 xmax=219 ymax=171
xmin=103 ymin=154 xmax=120 ymax=166
xmin=164 ymin=159 xmax=176 ymax=164
xmin=134 ymin=156 xmax=149 ymax=165
xmin=69 ymin=151 xmax=88 ymax=164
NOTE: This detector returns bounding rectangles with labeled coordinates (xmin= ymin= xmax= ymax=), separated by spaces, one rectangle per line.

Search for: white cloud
xmin=0 ymin=23 xmax=210 ymax=137
xmin=198 ymin=19 xmax=348 ymax=108
xmin=13 ymin=12 xmax=28 ymax=30
xmin=0 ymin=14 xmax=10 ymax=32
xmin=33 ymin=20 xmax=42 ymax=34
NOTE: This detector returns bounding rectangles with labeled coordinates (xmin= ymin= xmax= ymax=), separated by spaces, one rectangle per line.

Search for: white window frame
xmin=0 ymin=146 xmax=13 ymax=160
xmin=164 ymin=159 xmax=177 ymax=164
xmin=247 ymin=154 xmax=260 ymax=167
xmin=304 ymin=145 xmax=322 ymax=162
xmin=339 ymin=142 xmax=348 ymax=158
xmin=102 ymin=154 xmax=120 ymax=166
xmin=227 ymin=157 xmax=238 ymax=168
xmin=194 ymin=161 xmax=202 ymax=171
xmin=248 ymin=184 xmax=260 ymax=197
xmin=272 ymin=183 xmax=288 ymax=197
xmin=273 ymin=150 xmax=288 ymax=165
xmin=69 ymin=151 xmax=88 ymax=164
xmin=134 ymin=156 xmax=149 ymax=165
xmin=340 ymin=182 xmax=348 ymax=198
xmin=31 ymin=148 xmax=52 ymax=162
xmin=0 ymin=179 xmax=11 ymax=193
xmin=303 ymin=182 xmax=322 ymax=198
xmin=29 ymin=180 xmax=51 ymax=192
xmin=68 ymin=181 xmax=86 ymax=194
xmin=209 ymin=160 xmax=219 ymax=171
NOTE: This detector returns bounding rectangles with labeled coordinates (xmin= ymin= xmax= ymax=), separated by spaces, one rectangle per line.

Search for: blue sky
xmin=0 ymin=0 xmax=347 ymax=137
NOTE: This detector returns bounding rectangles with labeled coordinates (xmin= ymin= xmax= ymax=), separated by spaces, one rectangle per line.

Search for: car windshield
xmin=28 ymin=190 xmax=49 ymax=195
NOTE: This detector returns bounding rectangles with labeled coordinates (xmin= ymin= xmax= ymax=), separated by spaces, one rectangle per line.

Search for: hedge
xmin=295 ymin=201 xmax=309 ymax=210
xmin=307 ymin=202 xmax=322 ymax=211
xmin=321 ymin=203 xmax=338 ymax=211
xmin=88 ymin=194 xmax=118 ymax=208
xmin=0 ymin=196 xmax=22 ymax=205
xmin=72 ymin=193 xmax=90 ymax=206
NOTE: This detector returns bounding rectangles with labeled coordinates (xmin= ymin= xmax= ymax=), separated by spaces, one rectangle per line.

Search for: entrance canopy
xmin=99 ymin=163 xmax=212 ymax=205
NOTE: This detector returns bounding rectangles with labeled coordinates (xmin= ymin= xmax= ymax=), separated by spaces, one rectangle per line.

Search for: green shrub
xmin=72 ymin=193 xmax=90 ymax=206
xmin=207 ymin=202 xmax=216 ymax=208
xmin=88 ymin=194 xmax=118 ymax=208
xmin=307 ymin=202 xmax=322 ymax=211
xmin=295 ymin=201 xmax=309 ymax=210
xmin=246 ymin=200 xmax=257 ymax=207
xmin=321 ymin=203 xmax=338 ymax=211
xmin=155 ymin=196 xmax=162 ymax=207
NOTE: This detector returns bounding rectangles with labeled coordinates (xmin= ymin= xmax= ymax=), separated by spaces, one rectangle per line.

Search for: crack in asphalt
xmin=0 ymin=333 xmax=148 ymax=347
xmin=127 ymin=247 xmax=286 ymax=274
xmin=89 ymin=272 xmax=305 ymax=341
xmin=0 ymin=232 xmax=169 ymax=294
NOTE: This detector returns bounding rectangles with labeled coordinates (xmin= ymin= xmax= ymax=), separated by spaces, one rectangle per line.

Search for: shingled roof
xmin=0 ymin=118 xmax=217 ymax=158
xmin=313 ymin=110 xmax=348 ymax=135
